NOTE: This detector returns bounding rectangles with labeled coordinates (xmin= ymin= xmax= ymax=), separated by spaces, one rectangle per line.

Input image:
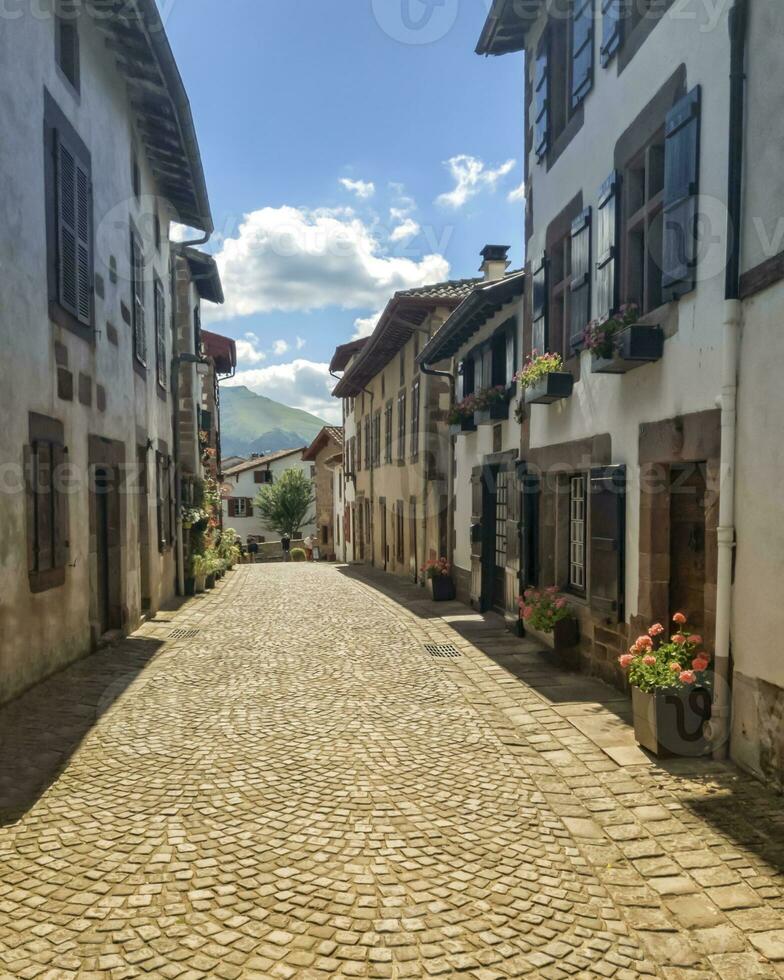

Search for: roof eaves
xmin=476 ymin=0 xmax=540 ymax=56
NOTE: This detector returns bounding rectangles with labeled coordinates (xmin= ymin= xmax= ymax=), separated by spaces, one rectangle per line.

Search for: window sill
xmin=29 ymin=567 xmax=66 ymax=594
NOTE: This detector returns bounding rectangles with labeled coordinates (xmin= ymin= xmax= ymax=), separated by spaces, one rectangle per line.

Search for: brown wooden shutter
xmin=56 ymin=139 xmax=79 ymax=319
xmin=570 ymin=207 xmax=592 ymax=351
xmin=52 ymin=443 xmax=70 ymax=568
xmin=35 ymin=442 xmax=54 ymax=572
xmin=533 ymin=33 xmax=550 ymax=162
xmin=519 ymin=464 xmax=540 ymax=589
xmin=571 ymin=0 xmax=594 ymax=108
xmin=228 ymin=497 xmax=236 ymax=518
xmin=246 ymin=498 xmax=254 ymax=517
xmin=662 ymin=86 xmax=702 ymax=302
xmin=24 ymin=445 xmax=36 ymax=573
xmin=505 ymin=465 xmax=521 ymax=570
xmin=589 ymin=465 xmax=626 ymax=622
xmin=531 ymin=253 xmax=548 ymax=353
xmin=74 ymin=159 xmax=91 ymax=325
xmin=600 ymin=0 xmax=622 ymax=66
xmin=596 ymin=172 xmax=619 ymax=318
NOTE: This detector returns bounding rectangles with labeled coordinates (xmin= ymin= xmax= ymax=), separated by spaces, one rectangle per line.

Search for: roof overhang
xmin=329 ymin=338 xmax=369 ymax=374
xmin=180 ymin=246 xmax=224 ymax=304
xmin=201 ymin=329 xmax=236 ymax=375
xmin=303 ymin=426 xmax=344 ymax=461
xmin=91 ymin=0 xmax=213 ymax=232
xmin=476 ymin=0 xmax=542 ymax=56
xmin=418 ymin=271 xmax=526 ymax=364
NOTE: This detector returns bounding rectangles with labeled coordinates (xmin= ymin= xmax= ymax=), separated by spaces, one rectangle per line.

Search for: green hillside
xmin=220 ymin=385 xmax=327 ymax=458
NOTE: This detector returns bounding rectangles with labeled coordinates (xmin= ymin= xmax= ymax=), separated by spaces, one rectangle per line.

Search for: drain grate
xmin=168 ymin=628 xmax=201 ymax=640
xmin=424 ymin=643 xmax=462 ymax=659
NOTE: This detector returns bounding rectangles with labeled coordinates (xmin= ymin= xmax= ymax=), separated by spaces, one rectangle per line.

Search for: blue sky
xmin=162 ymin=0 xmax=525 ymax=421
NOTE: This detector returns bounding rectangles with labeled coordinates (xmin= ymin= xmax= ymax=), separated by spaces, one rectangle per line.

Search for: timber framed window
xmin=396 ymin=390 xmax=407 ymax=463
xmin=154 ymin=276 xmax=167 ymax=392
xmin=568 ymin=474 xmax=587 ymax=593
xmin=55 ymin=6 xmax=80 ymax=92
xmin=25 ymin=414 xmax=69 ymax=593
xmin=410 ymin=378 xmax=420 ymax=460
xmin=384 ymin=401 xmax=393 ymax=464
xmin=130 ymin=226 xmax=146 ymax=368
xmin=44 ymin=91 xmax=93 ymax=339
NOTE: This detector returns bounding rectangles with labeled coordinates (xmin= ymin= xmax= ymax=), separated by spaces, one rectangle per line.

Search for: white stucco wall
xmin=222 ymin=452 xmax=316 ymax=543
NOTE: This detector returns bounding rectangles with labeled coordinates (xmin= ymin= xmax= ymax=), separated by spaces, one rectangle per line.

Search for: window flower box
xmin=524 ymin=372 xmax=574 ymax=405
xmin=448 ymin=417 xmax=476 ymax=436
xmin=591 ymin=324 xmax=664 ymax=374
xmin=474 ymin=401 xmax=510 ymax=425
xmin=472 ymin=384 xmax=513 ymax=425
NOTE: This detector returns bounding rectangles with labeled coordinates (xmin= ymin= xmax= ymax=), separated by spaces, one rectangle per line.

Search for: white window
xmin=569 ymin=475 xmax=586 ymax=591
xmin=236 ymin=498 xmax=249 ymax=518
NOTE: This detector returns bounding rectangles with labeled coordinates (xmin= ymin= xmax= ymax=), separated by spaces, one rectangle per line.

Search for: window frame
xmin=55 ymin=10 xmax=80 ymax=94
xmin=567 ymin=473 xmax=587 ymax=595
xmin=620 ymin=128 xmax=666 ymax=314
xmin=396 ymin=390 xmax=407 ymax=464
xmin=384 ymin=400 xmax=393 ymax=464
xmin=26 ymin=413 xmax=69 ymax=593
xmin=154 ymin=275 xmax=167 ymax=394
xmin=130 ymin=224 xmax=147 ymax=371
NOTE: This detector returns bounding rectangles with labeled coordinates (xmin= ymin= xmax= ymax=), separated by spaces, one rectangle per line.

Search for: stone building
xmin=0 ymin=3 xmax=218 ymax=704
xmin=303 ymin=426 xmax=344 ymax=560
xmin=475 ymin=0 xmax=784 ymax=782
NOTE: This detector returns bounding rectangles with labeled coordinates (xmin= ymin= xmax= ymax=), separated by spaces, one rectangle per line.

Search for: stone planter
xmin=430 ymin=576 xmax=456 ymax=601
xmin=474 ymin=400 xmax=510 ymax=425
xmin=449 ymin=417 xmax=477 ymax=435
xmin=524 ymin=372 xmax=574 ymax=405
xmin=632 ymin=685 xmax=712 ymax=757
xmin=591 ymin=324 xmax=664 ymax=374
xmin=523 ymin=618 xmax=580 ymax=671
xmin=553 ymin=616 xmax=579 ymax=649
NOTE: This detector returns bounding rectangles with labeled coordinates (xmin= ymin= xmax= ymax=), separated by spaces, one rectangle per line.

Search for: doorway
xmin=136 ymin=446 xmax=151 ymax=612
xmin=492 ymin=468 xmax=508 ymax=612
xmin=90 ymin=462 xmax=122 ymax=638
xmin=669 ymin=463 xmax=707 ymax=631
xmin=409 ymin=497 xmax=417 ymax=582
xmin=379 ymin=498 xmax=388 ymax=570
xmin=95 ymin=467 xmax=111 ymax=635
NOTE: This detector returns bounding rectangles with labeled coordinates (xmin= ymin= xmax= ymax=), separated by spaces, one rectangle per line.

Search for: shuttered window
xmin=570 ymin=208 xmax=592 ymax=350
xmin=373 ymin=410 xmax=382 ymax=468
xmin=571 ymin=0 xmax=594 ymax=108
xmin=596 ymin=172 xmax=619 ymax=318
xmin=533 ymin=34 xmax=550 ymax=162
xmin=56 ymin=136 xmax=92 ymax=326
xmin=25 ymin=415 xmax=69 ymax=592
xmin=131 ymin=228 xmax=146 ymax=366
xmin=600 ymin=0 xmax=622 ymax=65
xmin=154 ymin=277 xmax=167 ymax=391
xmin=589 ymin=465 xmax=626 ymax=621
xmin=384 ymin=401 xmax=393 ymax=463
xmin=662 ymin=86 xmax=702 ymax=302
xmin=397 ymin=391 xmax=407 ymax=462
xmin=410 ymin=378 xmax=420 ymax=460
xmin=531 ymin=253 xmax=548 ymax=353
xmin=364 ymin=416 xmax=371 ymax=470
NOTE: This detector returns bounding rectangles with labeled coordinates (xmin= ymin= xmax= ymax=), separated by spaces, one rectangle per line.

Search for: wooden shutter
xmin=596 ymin=172 xmax=619 ymax=318
xmin=600 ymin=0 xmax=622 ymax=66
xmin=518 ymin=464 xmax=540 ymax=589
xmin=156 ymin=453 xmax=165 ymax=550
xmin=533 ymin=33 xmax=550 ymax=162
xmin=531 ymin=253 xmax=548 ymax=353
xmin=55 ymin=139 xmax=78 ymax=318
xmin=505 ymin=321 xmax=517 ymax=385
xmin=52 ymin=443 xmax=70 ymax=568
xmin=589 ymin=465 xmax=626 ymax=621
xmin=34 ymin=442 xmax=54 ymax=572
xmin=570 ymin=208 xmax=592 ymax=350
xmin=228 ymin=498 xmax=237 ymax=518
xmin=131 ymin=230 xmax=146 ymax=364
xmin=505 ymin=466 xmax=521 ymax=570
xmin=246 ymin=498 xmax=254 ymax=517
xmin=155 ymin=280 xmax=166 ymax=389
xmin=572 ymin=0 xmax=594 ymax=107
xmin=662 ymin=86 xmax=702 ymax=302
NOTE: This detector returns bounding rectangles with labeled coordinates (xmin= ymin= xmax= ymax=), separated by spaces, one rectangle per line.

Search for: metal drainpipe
xmin=419 ymin=361 xmax=457 ymax=578
xmin=707 ymin=0 xmax=748 ymax=760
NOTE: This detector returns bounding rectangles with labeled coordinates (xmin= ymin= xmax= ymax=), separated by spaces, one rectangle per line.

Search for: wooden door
xmin=669 ymin=463 xmax=706 ymax=631
xmin=493 ymin=468 xmax=508 ymax=611
xmin=95 ymin=467 xmax=111 ymax=635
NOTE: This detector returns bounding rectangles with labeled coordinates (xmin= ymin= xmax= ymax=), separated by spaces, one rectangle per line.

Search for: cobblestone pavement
xmin=1 ymin=564 xmax=783 ymax=979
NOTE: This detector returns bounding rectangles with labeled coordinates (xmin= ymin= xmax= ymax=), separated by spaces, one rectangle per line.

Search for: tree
xmin=254 ymin=467 xmax=315 ymax=538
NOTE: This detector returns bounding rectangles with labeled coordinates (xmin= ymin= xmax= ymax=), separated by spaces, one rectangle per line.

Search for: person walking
xmin=281 ymin=534 xmax=291 ymax=562
xmin=303 ymin=534 xmax=314 ymax=561
xmin=247 ymin=537 xmax=259 ymax=564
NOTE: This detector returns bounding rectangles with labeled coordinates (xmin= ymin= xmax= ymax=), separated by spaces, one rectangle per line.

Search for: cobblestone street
xmin=1 ymin=564 xmax=784 ymax=979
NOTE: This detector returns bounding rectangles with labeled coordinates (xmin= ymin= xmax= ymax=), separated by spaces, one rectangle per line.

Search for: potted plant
xmin=619 ymin=613 xmax=712 ymax=757
xmin=291 ymin=547 xmax=307 ymax=562
xmin=517 ymin=352 xmax=574 ymax=405
xmin=191 ymin=553 xmax=209 ymax=594
xmin=584 ymin=304 xmax=664 ymax=374
xmin=448 ymin=395 xmax=478 ymax=435
xmin=519 ymin=586 xmax=579 ymax=668
xmin=473 ymin=384 xmax=512 ymax=425
xmin=204 ymin=551 xmax=219 ymax=589
xmin=422 ymin=557 xmax=456 ymax=601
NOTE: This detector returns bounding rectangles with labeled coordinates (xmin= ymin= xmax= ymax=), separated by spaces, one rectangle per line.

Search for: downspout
xmin=708 ymin=0 xmax=748 ymax=760
xmin=420 ymin=361 xmax=457 ymax=580
xmin=171 ymin=355 xmax=185 ymax=596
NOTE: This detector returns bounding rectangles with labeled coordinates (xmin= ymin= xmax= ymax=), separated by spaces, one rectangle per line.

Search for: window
xmin=459 ymin=356 xmax=475 ymax=399
xmin=373 ymin=411 xmax=382 ymax=468
xmin=156 ymin=453 xmax=173 ymax=551
xmin=384 ymin=401 xmax=393 ymax=464
xmin=130 ymin=228 xmax=146 ymax=366
xmin=55 ymin=9 xmax=80 ymax=91
xmin=356 ymin=427 xmax=362 ymax=474
xmin=322 ymin=525 xmax=329 ymax=545
xmin=568 ymin=475 xmax=587 ymax=592
xmin=364 ymin=416 xmax=371 ymax=470
xmin=154 ymin=211 xmax=161 ymax=252
xmin=621 ymin=130 xmax=665 ymax=313
xmin=410 ymin=378 xmax=420 ymax=460
xmin=548 ymin=232 xmax=572 ymax=357
xmin=310 ymin=465 xmax=316 ymax=479
xmin=396 ymin=391 xmax=406 ymax=462
xmin=25 ymin=414 xmax=69 ymax=592
xmin=154 ymin=277 xmax=167 ymax=391
xmin=396 ymin=502 xmax=404 ymax=563
xmin=399 ymin=349 xmax=405 ymax=387
xmin=132 ymin=152 xmax=141 ymax=199
xmin=254 ymin=470 xmax=272 ymax=484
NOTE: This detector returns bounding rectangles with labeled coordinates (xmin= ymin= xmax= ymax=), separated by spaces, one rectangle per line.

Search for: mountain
xmin=219 ymin=386 xmax=327 ymax=458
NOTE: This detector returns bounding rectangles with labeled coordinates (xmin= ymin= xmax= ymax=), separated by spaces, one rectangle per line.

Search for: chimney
xmin=479 ymin=244 xmax=510 ymax=282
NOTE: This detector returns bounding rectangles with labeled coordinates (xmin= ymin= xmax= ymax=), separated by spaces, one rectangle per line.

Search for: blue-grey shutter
xmin=662 ymin=86 xmax=701 ymax=302
xmin=531 ymin=253 xmax=548 ymax=354
xmin=533 ymin=34 xmax=550 ymax=162
xmin=517 ymin=463 xmax=540 ymax=589
xmin=572 ymin=0 xmax=594 ymax=107
xmin=596 ymin=172 xmax=619 ymax=318
xmin=589 ymin=465 xmax=626 ymax=621
xmin=570 ymin=208 xmax=592 ymax=351
xmin=601 ymin=0 xmax=622 ymax=66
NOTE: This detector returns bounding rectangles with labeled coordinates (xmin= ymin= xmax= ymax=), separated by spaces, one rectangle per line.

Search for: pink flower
xmin=688 ymin=634 xmax=703 ymax=647
xmin=648 ymin=623 xmax=665 ymax=637
xmin=522 ymin=606 xmax=533 ymax=620
xmin=524 ymin=589 xmax=533 ymax=599
xmin=669 ymin=662 xmax=682 ymax=673
xmin=679 ymin=670 xmax=696 ymax=684
xmin=672 ymin=634 xmax=687 ymax=645
xmin=555 ymin=598 xmax=567 ymax=609
xmin=673 ymin=612 xmax=687 ymax=625
xmin=619 ymin=654 xmax=635 ymax=668
xmin=546 ymin=585 xmax=559 ymax=594
xmin=636 ymin=635 xmax=653 ymax=650
xmin=643 ymin=655 xmax=656 ymax=667
xmin=692 ymin=657 xmax=709 ymax=672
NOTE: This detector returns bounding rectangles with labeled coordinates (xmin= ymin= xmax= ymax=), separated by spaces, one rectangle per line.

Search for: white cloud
xmin=389 ymin=218 xmax=421 ymax=242
xmin=272 ymin=339 xmax=289 ymax=356
xmin=352 ymin=309 xmax=383 ymax=340
xmin=295 ymin=336 xmax=306 ymax=350
xmin=508 ymin=180 xmax=526 ymax=203
xmin=224 ymin=360 xmax=341 ymax=425
xmin=436 ymin=155 xmax=516 ymax=209
xmin=234 ymin=337 xmax=267 ymax=366
xmin=204 ymin=205 xmax=450 ymax=322
xmin=339 ymin=178 xmax=375 ymax=200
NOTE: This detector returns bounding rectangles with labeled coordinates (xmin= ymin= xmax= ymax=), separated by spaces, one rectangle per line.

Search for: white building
xmin=0 ymin=2 xmax=213 ymax=703
xmin=222 ymin=449 xmax=316 ymax=544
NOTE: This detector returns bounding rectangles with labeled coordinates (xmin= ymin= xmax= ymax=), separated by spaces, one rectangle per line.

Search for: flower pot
xmin=631 ymin=685 xmax=712 ymax=758
xmin=449 ymin=417 xmax=477 ymax=435
xmin=591 ymin=324 xmax=664 ymax=374
xmin=524 ymin=372 xmax=574 ymax=405
xmin=553 ymin=616 xmax=579 ymax=649
xmin=194 ymin=575 xmax=206 ymax=594
xmin=430 ymin=576 xmax=456 ymax=601
xmin=184 ymin=577 xmax=196 ymax=597
xmin=474 ymin=401 xmax=510 ymax=425
xmin=205 ymin=573 xmax=216 ymax=590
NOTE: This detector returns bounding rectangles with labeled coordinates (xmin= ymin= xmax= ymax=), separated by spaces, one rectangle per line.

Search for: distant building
xmin=303 ymin=427 xmax=344 ymax=559
xmin=222 ymin=449 xmax=315 ymax=543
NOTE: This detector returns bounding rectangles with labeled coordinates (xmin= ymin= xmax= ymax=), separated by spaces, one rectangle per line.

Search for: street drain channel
xmin=424 ymin=643 xmax=462 ymax=659
xmin=168 ymin=628 xmax=201 ymax=639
